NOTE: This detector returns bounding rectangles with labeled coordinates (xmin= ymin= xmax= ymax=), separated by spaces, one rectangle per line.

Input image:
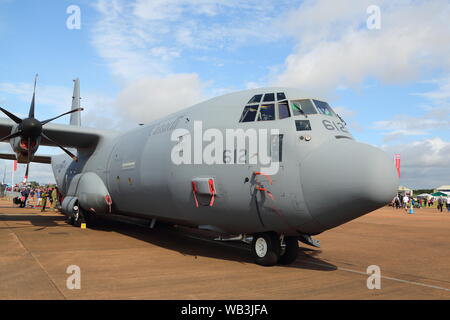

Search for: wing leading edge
xmin=0 ymin=118 xmax=113 ymax=150
xmin=0 ymin=153 xmax=51 ymax=164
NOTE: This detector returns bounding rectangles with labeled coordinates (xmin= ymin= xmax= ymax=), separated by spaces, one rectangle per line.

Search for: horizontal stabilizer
xmin=0 ymin=153 xmax=51 ymax=164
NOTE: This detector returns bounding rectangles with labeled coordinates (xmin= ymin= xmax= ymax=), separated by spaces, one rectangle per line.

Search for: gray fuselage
xmin=52 ymin=87 xmax=398 ymax=237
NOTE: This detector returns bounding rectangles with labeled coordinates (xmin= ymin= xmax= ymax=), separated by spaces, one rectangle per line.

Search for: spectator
xmin=437 ymin=197 xmax=444 ymax=212
xmin=36 ymin=189 xmax=41 ymax=207
xmin=41 ymin=189 xmax=49 ymax=212
xmin=402 ymin=195 xmax=409 ymax=209
xmin=51 ymin=187 xmax=58 ymax=211
xmin=29 ymin=189 xmax=35 ymax=208
xmin=20 ymin=188 xmax=29 ymax=208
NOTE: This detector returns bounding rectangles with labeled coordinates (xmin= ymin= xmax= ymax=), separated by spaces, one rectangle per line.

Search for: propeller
xmin=0 ymin=74 xmax=83 ymax=183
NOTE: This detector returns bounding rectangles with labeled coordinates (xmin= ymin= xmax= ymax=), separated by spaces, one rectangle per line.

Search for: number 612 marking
xmin=323 ymin=120 xmax=348 ymax=133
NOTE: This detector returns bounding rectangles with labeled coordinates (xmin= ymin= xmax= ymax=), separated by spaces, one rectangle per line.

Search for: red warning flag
xmin=394 ymin=154 xmax=401 ymax=178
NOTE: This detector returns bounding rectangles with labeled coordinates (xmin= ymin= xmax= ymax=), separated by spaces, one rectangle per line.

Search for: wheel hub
xmin=255 ymin=237 xmax=268 ymax=258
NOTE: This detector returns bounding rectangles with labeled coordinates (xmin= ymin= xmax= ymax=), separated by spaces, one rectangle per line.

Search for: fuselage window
xmin=291 ymin=99 xmax=317 ymax=116
xmin=313 ymin=100 xmax=336 ymax=116
xmin=277 ymin=92 xmax=286 ymax=101
xmin=257 ymin=104 xmax=275 ymax=121
xmin=248 ymin=94 xmax=263 ymax=104
xmin=263 ymin=93 xmax=275 ymax=102
xmin=278 ymin=101 xmax=291 ymax=119
xmin=295 ymin=120 xmax=312 ymax=131
xmin=271 ymin=134 xmax=283 ymax=162
xmin=240 ymin=105 xmax=259 ymax=122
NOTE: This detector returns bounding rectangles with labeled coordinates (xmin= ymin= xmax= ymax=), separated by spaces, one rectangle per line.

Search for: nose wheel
xmin=278 ymin=236 xmax=299 ymax=265
xmin=251 ymin=233 xmax=280 ymax=266
xmin=251 ymin=233 xmax=299 ymax=266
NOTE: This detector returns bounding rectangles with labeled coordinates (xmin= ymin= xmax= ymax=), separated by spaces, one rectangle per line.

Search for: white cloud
xmin=372 ymin=75 xmax=450 ymax=142
xmin=92 ymin=0 xmax=293 ymax=82
xmin=374 ymin=116 xmax=450 ymax=142
xmin=374 ymin=117 xmax=450 ymax=132
xmin=90 ymin=0 xmax=297 ymax=125
xmin=116 ymin=73 xmax=205 ymax=124
xmin=0 ymin=82 xmax=72 ymax=114
xmin=419 ymin=78 xmax=450 ymax=101
xmin=333 ymin=106 xmax=363 ymax=133
xmin=382 ymin=138 xmax=450 ymax=188
xmin=0 ymin=81 xmax=116 ymax=129
xmin=273 ymin=0 xmax=450 ymax=96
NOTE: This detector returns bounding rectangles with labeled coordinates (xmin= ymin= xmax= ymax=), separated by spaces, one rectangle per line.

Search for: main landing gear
xmin=251 ymin=232 xmax=299 ymax=266
xmin=67 ymin=204 xmax=82 ymax=227
xmin=67 ymin=203 xmax=98 ymax=228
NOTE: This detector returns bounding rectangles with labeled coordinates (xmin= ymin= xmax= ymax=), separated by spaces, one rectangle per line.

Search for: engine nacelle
xmin=10 ymin=134 xmax=41 ymax=163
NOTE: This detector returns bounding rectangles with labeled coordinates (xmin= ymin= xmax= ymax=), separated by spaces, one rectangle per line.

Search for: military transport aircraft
xmin=0 ymin=77 xmax=398 ymax=266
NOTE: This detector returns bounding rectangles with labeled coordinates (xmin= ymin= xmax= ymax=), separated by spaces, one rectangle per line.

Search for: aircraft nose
xmin=300 ymin=140 xmax=399 ymax=232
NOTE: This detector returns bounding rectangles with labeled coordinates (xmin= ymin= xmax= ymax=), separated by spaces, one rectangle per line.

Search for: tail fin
xmin=70 ymin=78 xmax=81 ymax=126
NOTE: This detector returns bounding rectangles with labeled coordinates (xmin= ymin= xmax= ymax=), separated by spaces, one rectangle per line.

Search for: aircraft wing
xmin=0 ymin=153 xmax=51 ymax=163
xmin=0 ymin=118 xmax=114 ymax=149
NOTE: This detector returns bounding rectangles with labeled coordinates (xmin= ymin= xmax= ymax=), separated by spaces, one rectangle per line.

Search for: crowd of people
xmin=392 ymin=194 xmax=450 ymax=212
xmin=15 ymin=186 xmax=61 ymax=212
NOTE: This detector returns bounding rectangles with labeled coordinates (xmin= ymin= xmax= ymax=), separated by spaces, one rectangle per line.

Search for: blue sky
xmin=0 ymin=0 xmax=450 ymax=188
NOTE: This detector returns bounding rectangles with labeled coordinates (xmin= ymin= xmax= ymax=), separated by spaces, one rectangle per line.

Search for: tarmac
xmin=0 ymin=199 xmax=449 ymax=300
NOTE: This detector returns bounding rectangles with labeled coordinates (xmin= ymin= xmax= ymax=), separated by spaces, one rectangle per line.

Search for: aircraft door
xmin=106 ymin=142 xmax=122 ymax=200
xmin=250 ymin=133 xmax=288 ymax=229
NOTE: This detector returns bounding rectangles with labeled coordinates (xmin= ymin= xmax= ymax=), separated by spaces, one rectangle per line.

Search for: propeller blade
xmin=24 ymin=163 xmax=29 ymax=183
xmin=0 ymin=130 xmax=22 ymax=142
xmin=24 ymin=138 xmax=31 ymax=182
xmin=40 ymin=108 xmax=84 ymax=126
xmin=29 ymin=74 xmax=38 ymax=118
xmin=0 ymin=107 xmax=22 ymax=124
xmin=41 ymin=132 xmax=78 ymax=162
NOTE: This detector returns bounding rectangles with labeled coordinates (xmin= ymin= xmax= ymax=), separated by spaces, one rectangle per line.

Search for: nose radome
xmin=300 ymin=140 xmax=399 ymax=232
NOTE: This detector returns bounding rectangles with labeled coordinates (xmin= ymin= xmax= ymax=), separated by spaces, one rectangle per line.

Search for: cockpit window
xmin=278 ymin=101 xmax=290 ymax=120
xmin=240 ymin=105 xmax=259 ymax=122
xmin=257 ymin=104 xmax=275 ymax=121
xmin=295 ymin=120 xmax=312 ymax=131
xmin=263 ymin=93 xmax=275 ymax=102
xmin=248 ymin=94 xmax=263 ymax=104
xmin=291 ymin=99 xmax=317 ymax=116
xmin=277 ymin=92 xmax=286 ymax=101
xmin=240 ymin=93 xmax=290 ymax=123
xmin=313 ymin=100 xmax=335 ymax=116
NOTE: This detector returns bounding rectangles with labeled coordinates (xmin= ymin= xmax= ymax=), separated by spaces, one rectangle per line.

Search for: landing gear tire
xmin=67 ymin=205 xmax=82 ymax=227
xmin=278 ymin=236 xmax=299 ymax=265
xmin=84 ymin=212 xmax=99 ymax=228
xmin=251 ymin=232 xmax=280 ymax=266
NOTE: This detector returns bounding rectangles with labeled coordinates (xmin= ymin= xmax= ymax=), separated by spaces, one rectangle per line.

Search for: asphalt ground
xmin=0 ymin=199 xmax=449 ymax=300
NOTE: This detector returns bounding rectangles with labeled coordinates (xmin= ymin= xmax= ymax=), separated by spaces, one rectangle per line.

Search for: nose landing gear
xmin=251 ymin=233 xmax=299 ymax=266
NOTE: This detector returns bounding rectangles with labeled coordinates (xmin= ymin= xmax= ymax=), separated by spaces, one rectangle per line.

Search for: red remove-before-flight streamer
xmin=394 ymin=154 xmax=401 ymax=178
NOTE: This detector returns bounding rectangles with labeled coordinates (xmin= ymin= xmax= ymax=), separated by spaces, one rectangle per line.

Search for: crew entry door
xmin=250 ymin=133 xmax=285 ymax=228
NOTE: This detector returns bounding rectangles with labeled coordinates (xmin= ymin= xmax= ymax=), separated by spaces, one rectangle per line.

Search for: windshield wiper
xmin=293 ymin=103 xmax=307 ymax=118
xmin=337 ymin=114 xmax=347 ymax=126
